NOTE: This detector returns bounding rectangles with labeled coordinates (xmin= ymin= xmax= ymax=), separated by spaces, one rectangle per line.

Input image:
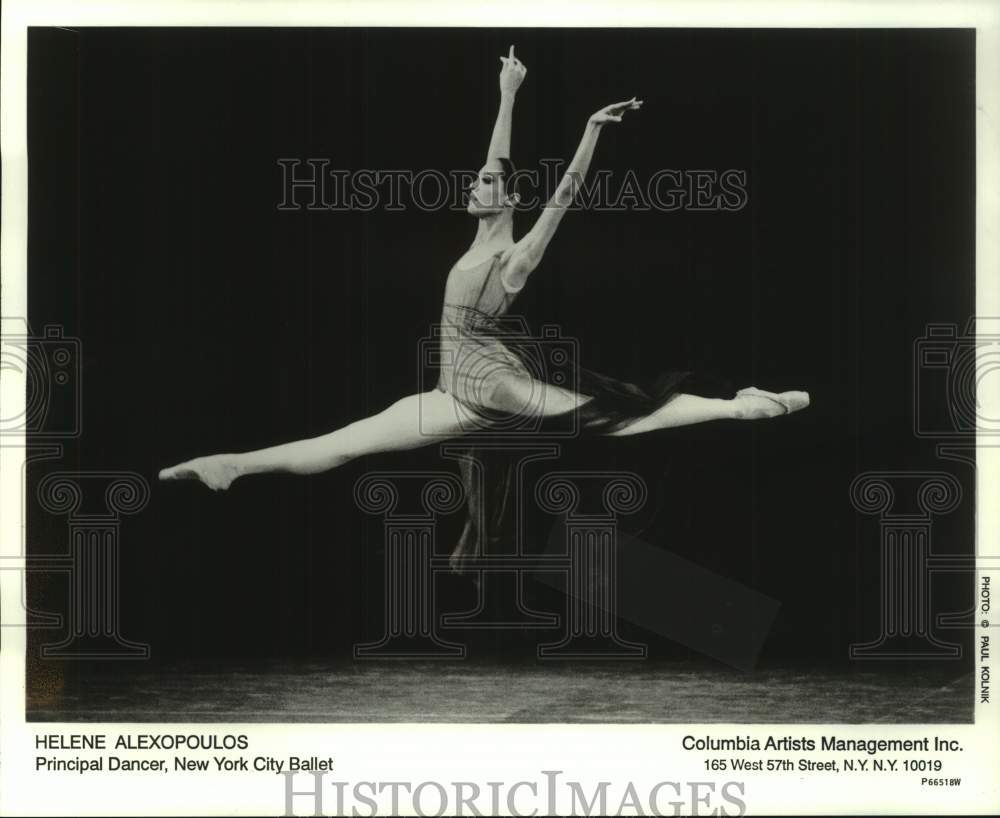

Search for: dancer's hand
xmin=588 ymin=97 xmax=643 ymax=126
xmin=499 ymin=45 xmax=527 ymax=97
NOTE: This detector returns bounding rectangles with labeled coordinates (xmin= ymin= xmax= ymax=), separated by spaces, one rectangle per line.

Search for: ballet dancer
xmin=160 ymin=46 xmax=809 ymax=571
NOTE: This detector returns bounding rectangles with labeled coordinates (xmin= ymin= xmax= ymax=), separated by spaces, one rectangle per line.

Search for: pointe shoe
xmin=734 ymin=386 xmax=810 ymax=419
xmin=158 ymin=456 xmax=240 ymax=492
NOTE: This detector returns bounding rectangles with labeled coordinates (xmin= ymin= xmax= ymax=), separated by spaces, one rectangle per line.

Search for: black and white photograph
xmin=2 ymin=1 xmax=999 ymax=816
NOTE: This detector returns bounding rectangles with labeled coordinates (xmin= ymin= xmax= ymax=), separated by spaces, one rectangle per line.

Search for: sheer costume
xmin=435 ymin=250 xmax=735 ymax=574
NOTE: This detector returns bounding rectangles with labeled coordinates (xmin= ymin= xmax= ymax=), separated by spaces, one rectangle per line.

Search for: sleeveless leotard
xmin=435 ymin=250 xmax=532 ymax=414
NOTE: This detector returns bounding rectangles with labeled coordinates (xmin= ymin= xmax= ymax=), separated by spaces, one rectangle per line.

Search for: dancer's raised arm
xmin=503 ymin=97 xmax=642 ymax=289
xmin=487 ymin=46 xmax=527 ymax=161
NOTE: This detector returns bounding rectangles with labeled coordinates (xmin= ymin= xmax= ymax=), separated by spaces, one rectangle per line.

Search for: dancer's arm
xmin=487 ymin=46 xmax=527 ymax=160
xmin=503 ymin=98 xmax=643 ymax=288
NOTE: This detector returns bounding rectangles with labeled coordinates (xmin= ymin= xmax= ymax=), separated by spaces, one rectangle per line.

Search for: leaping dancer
xmin=160 ymin=46 xmax=810 ymax=572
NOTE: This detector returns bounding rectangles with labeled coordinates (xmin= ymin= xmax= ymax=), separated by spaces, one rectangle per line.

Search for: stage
xmin=27 ymin=660 xmax=974 ymax=724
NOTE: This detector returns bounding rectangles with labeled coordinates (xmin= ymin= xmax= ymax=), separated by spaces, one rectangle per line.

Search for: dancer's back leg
xmin=159 ymin=390 xmax=468 ymax=490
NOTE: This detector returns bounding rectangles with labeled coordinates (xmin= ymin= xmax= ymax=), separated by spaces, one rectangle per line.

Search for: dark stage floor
xmin=27 ymin=660 xmax=974 ymax=723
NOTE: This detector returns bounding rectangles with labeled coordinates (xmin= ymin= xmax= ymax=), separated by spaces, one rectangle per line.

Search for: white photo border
xmin=2 ymin=1 xmax=998 ymax=815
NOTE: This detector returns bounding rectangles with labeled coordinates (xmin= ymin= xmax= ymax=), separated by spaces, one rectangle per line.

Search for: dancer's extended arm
xmin=503 ymin=97 xmax=643 ymax=289
xmin=487 ymin=46 xmax=527 ymax=161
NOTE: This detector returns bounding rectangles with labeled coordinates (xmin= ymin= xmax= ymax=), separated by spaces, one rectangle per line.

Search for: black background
xmin=26 ymin=27 xmax=975 ymax=666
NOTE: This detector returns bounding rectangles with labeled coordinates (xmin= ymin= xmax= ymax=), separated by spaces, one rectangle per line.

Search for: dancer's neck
xmin=472 ymin=211 xmax=514 ymax=248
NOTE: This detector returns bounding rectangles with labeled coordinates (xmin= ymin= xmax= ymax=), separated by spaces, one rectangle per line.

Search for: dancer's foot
xmin=158 ymin=454 xmax=243 ymax=491
xmin=731 ymin=386 xmax=810 ymax=420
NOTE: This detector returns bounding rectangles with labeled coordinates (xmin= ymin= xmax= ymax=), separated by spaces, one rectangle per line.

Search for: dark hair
xmin=496 ymin=156 xmax=521 ymax=204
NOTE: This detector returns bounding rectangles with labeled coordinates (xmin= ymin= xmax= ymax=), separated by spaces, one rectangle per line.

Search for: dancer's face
xmin=466 ymin=159 xmax=512 ymax=216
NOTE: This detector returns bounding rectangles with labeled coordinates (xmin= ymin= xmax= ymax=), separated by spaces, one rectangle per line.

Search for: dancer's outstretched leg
xmin=607 ymin=386 xmax=810 ymax=437
xmin=159 ymin=391 xmax=466 ymax=491
xmin=487 ymin=374 xmax=809 ymax=438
